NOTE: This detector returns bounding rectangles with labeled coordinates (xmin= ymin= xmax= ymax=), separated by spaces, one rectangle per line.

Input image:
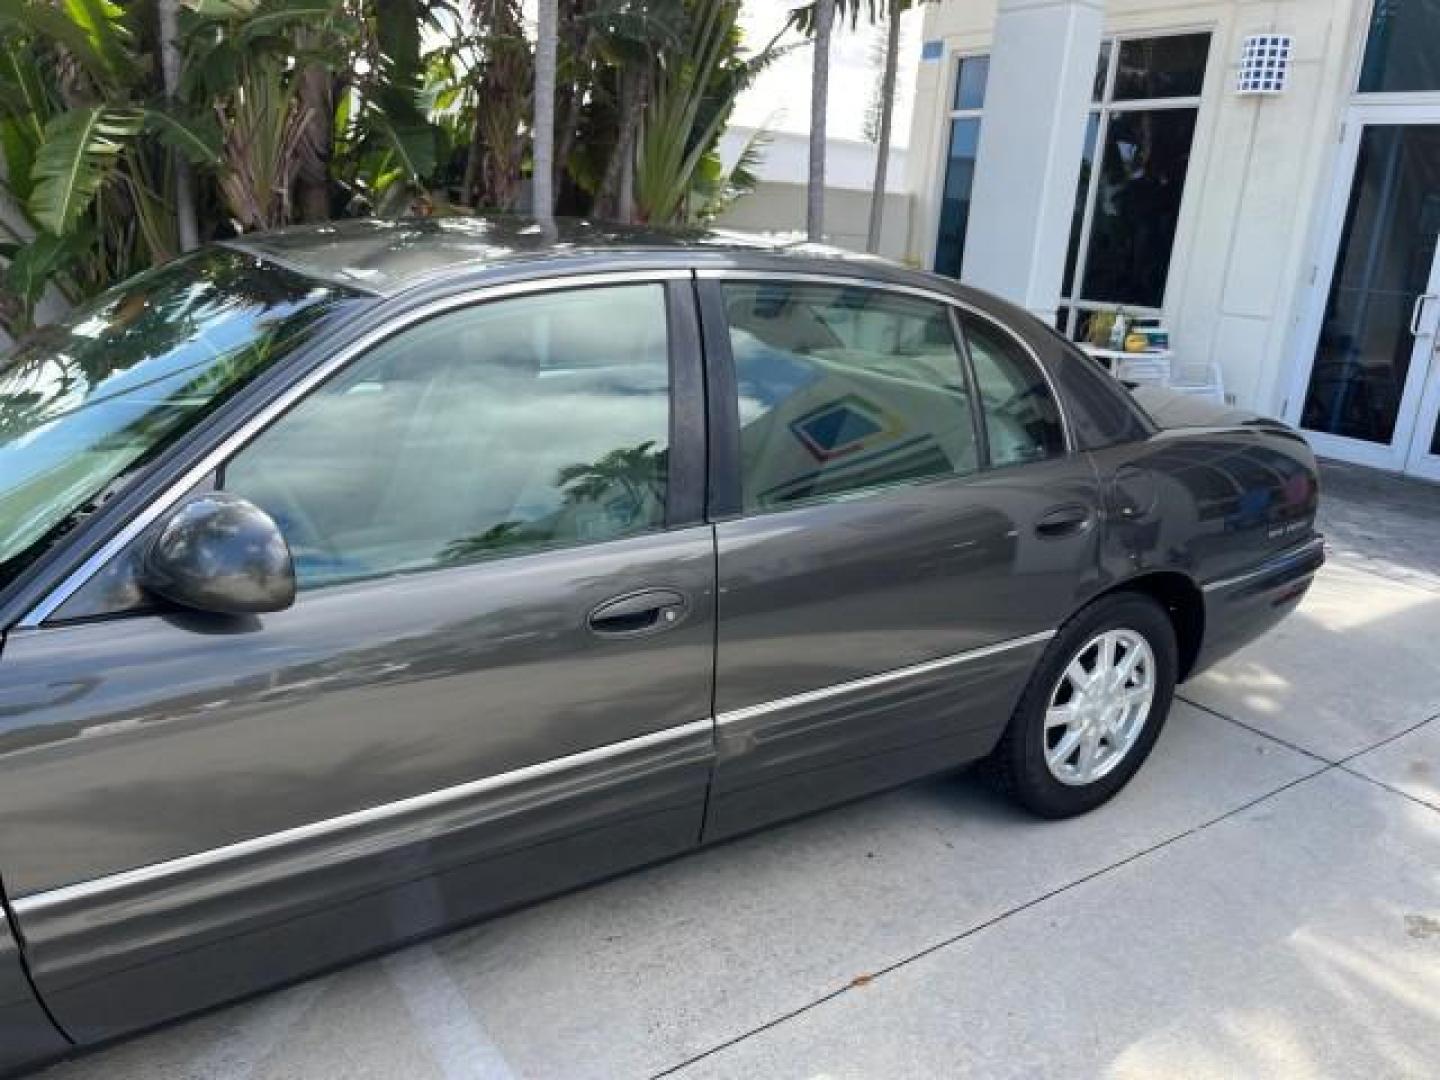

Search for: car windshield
xmin=0 ymin=248 xmax=363 ymax=589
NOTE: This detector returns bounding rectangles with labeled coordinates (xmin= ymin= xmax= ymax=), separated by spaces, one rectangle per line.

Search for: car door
xmin=0 ymin=278 xmax=716 ymax=1044
xmin=697 ymin=275 xmax=1105 ymax=838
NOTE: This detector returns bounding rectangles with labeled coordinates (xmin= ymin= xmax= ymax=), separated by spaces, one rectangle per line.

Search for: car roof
xmin=224 ymin=216 xmax=906 ymax=297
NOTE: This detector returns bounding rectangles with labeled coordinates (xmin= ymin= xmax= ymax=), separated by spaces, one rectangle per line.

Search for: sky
xmin=731 ymin=2 xmax=924 ymax=146
xmin=517 ymin=1 xmax=925 ymax=148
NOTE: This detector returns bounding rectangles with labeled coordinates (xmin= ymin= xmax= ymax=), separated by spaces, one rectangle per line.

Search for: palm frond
xmin=28 ymin=105 xmax=142 ymax=235
xmin=145 ymin=108 xmax=223 ymax=166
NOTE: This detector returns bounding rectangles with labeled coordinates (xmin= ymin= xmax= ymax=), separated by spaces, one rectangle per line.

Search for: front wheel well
xmin=1103 ymin=571 xmax=1205 ymax=682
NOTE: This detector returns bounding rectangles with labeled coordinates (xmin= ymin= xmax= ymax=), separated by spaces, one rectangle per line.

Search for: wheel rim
xmin=1043 ymin=628 xmax=1156 ymax=787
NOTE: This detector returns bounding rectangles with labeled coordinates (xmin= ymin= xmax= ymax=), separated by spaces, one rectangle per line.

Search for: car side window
xmin=221 ymin=284 xmax=671 ymax=589
xmin=722 ymin=281 xmax=980 ymax=512
xmin=961 ymin=313 xmax=1066 ymax=467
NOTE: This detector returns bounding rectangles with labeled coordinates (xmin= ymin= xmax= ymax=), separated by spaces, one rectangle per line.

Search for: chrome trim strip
xmin=19 ymin=270 xmax=690 ymax=628
xmin=14 ymin=718 xmax=713 ymax=913
xmin=1201 ymin=536 xmax=1325 ymax=594
xmin=694 ymin=268 xmax=1075 ymax=453
xmin=715 ymin=630 xmax=1057 ymax=727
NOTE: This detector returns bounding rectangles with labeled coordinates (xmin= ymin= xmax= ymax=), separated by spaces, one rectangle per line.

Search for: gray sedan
xmin=0 ymin=219 xmax=1322 ymax=1074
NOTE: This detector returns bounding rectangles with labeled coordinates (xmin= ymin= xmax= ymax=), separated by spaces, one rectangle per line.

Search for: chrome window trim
xmin=694 ymin=268 xmax=1075 ymax=453
xmin=14 ymin=716 xmax=714 ymax=913
xmin=18 ymin=269 xmax=692 ymax=629
xmin=715 ymin=629 xmax=1056 ymax=727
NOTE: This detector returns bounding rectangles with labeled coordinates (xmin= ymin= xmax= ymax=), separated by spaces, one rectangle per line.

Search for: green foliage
xmin=789 ymin=0 xmax=930 ymax=36
xmin=28 ymin=106 xmax=143 ymax=235
xmin=0 ymin=0 xmax=778 ymax=338
xmin=633 ymin=0 xmax=785 ymax=224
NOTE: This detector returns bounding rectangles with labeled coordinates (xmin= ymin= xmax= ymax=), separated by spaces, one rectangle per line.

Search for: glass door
xmin=1290 ymin=113 xmax=1440 ymax=474
xmin=1404 ymin=316 xmax=1440 ymax=480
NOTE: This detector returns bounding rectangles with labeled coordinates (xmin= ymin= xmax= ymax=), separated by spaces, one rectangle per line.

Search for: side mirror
xmin=140 ymin=492 xmax=297 ymax=615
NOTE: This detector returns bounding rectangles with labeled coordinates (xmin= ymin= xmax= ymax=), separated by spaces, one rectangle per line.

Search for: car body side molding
xmin=10 ymin=717 xmax=713 ymax=1042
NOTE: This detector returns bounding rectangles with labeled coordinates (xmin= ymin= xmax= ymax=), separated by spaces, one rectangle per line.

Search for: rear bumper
xmin=1190 ymin=536 xmax=1325 ymax=679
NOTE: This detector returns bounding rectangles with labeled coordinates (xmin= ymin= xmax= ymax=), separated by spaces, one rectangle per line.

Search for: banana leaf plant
xmin=631 ymin=0 xmax=786 ymax=225
xmin=0 ymin=0 xmax=221 ymax=334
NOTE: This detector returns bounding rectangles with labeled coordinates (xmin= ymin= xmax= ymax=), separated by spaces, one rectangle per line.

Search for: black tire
xmin=990 ymin=592 xmax=1178 ymax=818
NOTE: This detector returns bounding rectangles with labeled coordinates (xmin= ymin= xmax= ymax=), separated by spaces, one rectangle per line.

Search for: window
xmin=1058 ymin=33 xmax=1210 ymax=341
xmin=933 ymin=54 xmax=990 ymax=278
xmin=722 ymin=282 xmax=980 ymax=511
xmin=963 ymin=314 xmax=1066 ymax=466
xmin=222 ymin=285 xmax=671 ymax=588
xmin=1360 ymin=0 xmax=1440 ymax=93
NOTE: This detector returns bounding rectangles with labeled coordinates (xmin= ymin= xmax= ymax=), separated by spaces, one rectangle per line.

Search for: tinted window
xmin=1113 ymin=33 xmax=1209 ymax=100
xmin=1360 ymin=0 xmax=1440 ymax=93
xmin=934 ymin=117 xmax=983 ymax=278
xmin=723 ymin=282 xmax=979 ymax=511
xmin=1057 ymin=33 xmax=1209 ymax=338
xmin=223 ymin=285 xmax=671 ymax=588
xmin=1077 ymin=107 xmax=1199 ymax=308
xmin=0 ymin=250 xmax=356 ymax=589
xmin=963 ymin=315 xmax=1066 ymax=466
xmin=953 ymin=54 xmax=989 ymax=110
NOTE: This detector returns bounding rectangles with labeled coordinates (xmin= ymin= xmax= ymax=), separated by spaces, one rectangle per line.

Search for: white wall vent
xmin=1236 ymin=34 xmax=1293 ymax=95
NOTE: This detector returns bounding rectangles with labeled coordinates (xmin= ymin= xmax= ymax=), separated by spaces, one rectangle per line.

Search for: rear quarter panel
xmin=1087 ymin=417 xmax=1321 ymax=678
xmin=1089 ymin=423 xmax=1319 ymax=587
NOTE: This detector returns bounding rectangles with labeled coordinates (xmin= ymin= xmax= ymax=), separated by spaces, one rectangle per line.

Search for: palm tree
xmin=156 ymin=0 xmax=198 ymax=250
xmin=792 ymin=0 xmax=930 ymax=250
xmin=805 ymin=0 xmax=835 ymax=242
xmin=533 ymin=0 xmax=559 ymax=233
xmin=866 ymin=0 xmax=901 ymax=253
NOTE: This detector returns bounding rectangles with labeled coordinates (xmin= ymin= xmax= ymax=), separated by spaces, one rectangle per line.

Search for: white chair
xmin=1167 ymin=360 xmax=1226 ymax=404
xmin=1113 ymin=352 xmax=1172 ymax=386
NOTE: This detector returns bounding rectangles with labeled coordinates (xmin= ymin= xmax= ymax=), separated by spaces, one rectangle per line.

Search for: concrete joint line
xmin=652 ymin=759 xmax=1336 ymax=1078
xmin=1178 ymin=693 xmax=1440 ymax=808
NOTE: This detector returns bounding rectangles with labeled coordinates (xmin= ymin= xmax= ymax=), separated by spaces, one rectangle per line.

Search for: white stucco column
xmin=960 ymin=0 xmax=1104 ymax=322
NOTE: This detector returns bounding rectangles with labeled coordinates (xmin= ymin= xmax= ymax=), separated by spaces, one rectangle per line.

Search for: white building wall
xmin=715 ymin=128 xmax=914 ymax=259
xmin=906 ymin=0 xmax=1373 ymax=416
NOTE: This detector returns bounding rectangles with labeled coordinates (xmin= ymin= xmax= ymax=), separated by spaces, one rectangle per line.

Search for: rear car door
xmin=699 ymin=275 xmax=1105 ymax=837
xmin=0 ymin=278 xmax=715 ymax=1044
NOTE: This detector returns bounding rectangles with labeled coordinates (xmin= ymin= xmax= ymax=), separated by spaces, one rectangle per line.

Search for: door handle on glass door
xmin=1409 ymin=293 xmax=1438 ymax=337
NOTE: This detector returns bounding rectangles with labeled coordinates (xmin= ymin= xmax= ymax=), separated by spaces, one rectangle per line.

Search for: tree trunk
xmin=532 ymin=0 xmax=559 ymax=232
xmin=597 ymin=67 xmax=645 ymax=221
xmin=866 ymin=0 xmax=902 ymax=254
xmin=460 ymin=108 xmax=485 ymax=207
xmin=294 ymin=63 xmax=333 ymax=222
xmin=553 ymin=16 xmax=594 ymax=202
xmin=619 ymin=147 xmax=634 ymax=224
xmin=157 ymin=0 xmax=198 ymax=251
xmin=806 ymin=0 xmax=835 ymax=243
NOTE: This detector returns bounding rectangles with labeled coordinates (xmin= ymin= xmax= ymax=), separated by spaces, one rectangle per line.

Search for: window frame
xmin=23 ymin=271 xmax=706 ymax=626
xmin=1355 ymin=0 xmax=1440 ymax=97
xmin=1058 ymin=29 xmax=1213 ymax=339
xmin=219 ymin=279 xmax=701 ymax=587
xmin=952 ymin=307 xmax=1069 ymax=471
xmin=929 ymin=50 xmax=991 ymax=277
xmin=696 ymin=271 xmax=1073 ymax=522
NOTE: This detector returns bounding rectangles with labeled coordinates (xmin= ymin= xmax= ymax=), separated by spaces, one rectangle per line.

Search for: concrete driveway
xmin=35 ymin=466 xmax=1440 ymax=1080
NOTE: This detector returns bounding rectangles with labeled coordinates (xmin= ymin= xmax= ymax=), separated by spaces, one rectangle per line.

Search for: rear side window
xmin=222 ymin=284 xmax=671 ymax=588
xmin=722 ymin=282 xmax=980 ymax=512
xmin=962 ymin=314 xmax=1066 ymax=466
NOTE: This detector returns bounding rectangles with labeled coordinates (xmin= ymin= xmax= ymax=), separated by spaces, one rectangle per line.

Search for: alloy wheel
xmin=1043 ymin=628 xmax=1156 ymax=786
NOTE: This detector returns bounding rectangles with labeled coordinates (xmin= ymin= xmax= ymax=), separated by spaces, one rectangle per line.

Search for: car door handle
xmin=587 ymin=589 xmax=688 ymax=637
xmin=1034 ymin=504 xmax=1094 ymax=538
